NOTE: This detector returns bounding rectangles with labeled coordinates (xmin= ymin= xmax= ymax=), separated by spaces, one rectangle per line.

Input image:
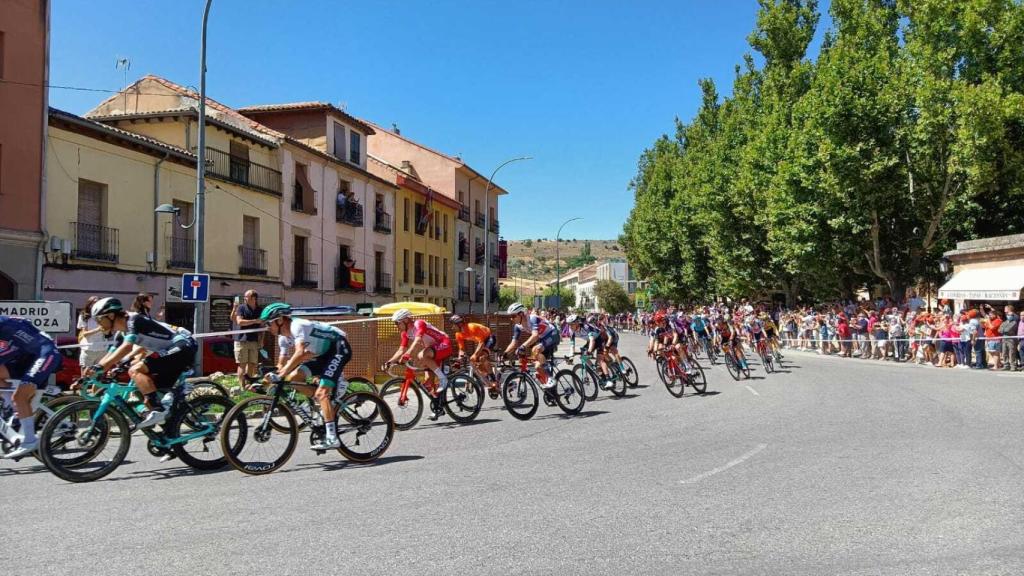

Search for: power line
xmin=0 ymin=78 xmax=180 ymax=97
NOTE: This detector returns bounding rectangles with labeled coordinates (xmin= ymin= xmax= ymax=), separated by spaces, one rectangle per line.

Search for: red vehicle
xmin=53 ymin=335 xmax=238 ymax=388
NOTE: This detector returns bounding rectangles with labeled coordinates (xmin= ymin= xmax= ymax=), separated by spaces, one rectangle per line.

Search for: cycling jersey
xmin=605 ymin=325 xmax=619 ymax=347
xmin=514 ymin=315 xmax=559 ymax=355
xmin=455 ymin=323 xmax=495 ymax=351
xmin=0 ymin=316 xmax=62 ymax=386
xmin=290 ymin=318 xmax=351 ymax=388
xmin=652 ymin=325 xmax=674 ymax=344
xmin=291 ymin=317 xmax=347 ymax=357
xmin=691 ymin=316 xmax=708 ymax=336
xmin=123 ymin=313 xmax=194 ymax=354
xmin=401 ymin=319 xmax=452 ymax=361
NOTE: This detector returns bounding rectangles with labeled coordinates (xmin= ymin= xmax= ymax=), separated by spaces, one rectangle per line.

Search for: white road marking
xmin=680 ymin=443 xmax=768 ymax=485
xmin=745 ymin=385 xmax=760 ymax=396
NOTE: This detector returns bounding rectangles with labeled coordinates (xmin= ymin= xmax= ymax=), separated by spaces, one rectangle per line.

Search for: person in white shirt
xmin=76 ymin=296 xmax=114 ymax=377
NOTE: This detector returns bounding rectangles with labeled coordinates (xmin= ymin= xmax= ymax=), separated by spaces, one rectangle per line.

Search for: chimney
xmin=392 ymin=122 xmax=401 ymax=135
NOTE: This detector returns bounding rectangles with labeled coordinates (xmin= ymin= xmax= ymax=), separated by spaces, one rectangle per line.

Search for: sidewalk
xmin=778 ymin=346 xmax=1024 ymax=378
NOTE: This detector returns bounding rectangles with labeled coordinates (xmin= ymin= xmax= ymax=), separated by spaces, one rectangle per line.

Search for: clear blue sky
xmin=49 ymin=0 xmax=830 ymax=241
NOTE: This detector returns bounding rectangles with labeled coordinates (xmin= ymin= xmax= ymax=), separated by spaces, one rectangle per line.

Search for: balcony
xmin=415 ymin=269 xmax=426 ymax=285
xmin=458 ymin=242 xmax=469 ymax=262
xmin=475 ymin=212 xmax=486 ymax=228
xmin=458 ymin=206 xmax=470 ymax=222
xmin=334 ymin=266 xmax=361 ymax=292
xmin=475 ymin=248 xmax=485 ymax=265
xmin=166 ymin=235 xmax=195 ymax=269
xmin=238 ymin=245 xmax=267 ymax=275
xmin=490 ymin=218 xmax=499 ymax=234
xmin=205 ymin=147 xmax=282 ymax=195
xmin=336 ymin=202 xmax=364 ymax=227
xmin=373 ymin=211 xmax=392 ymax=234
xmin=293 ymin=262 xmax=318 ymax=288
xmin=376 ymin=272 xmax=392 ymax=294
xmin=491 ymin=255 xmax=500 ymax=269
xmin=458 ymin=286 xmax=470 ymax=301
xmin=291 ymin=184 xmax=317 ymax=214
xmin=70 ymin=222 xmax=118 ymax=263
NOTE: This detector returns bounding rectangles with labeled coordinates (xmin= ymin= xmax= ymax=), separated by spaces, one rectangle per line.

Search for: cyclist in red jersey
xmin=385 ymin=308 xmax=453 ymax=420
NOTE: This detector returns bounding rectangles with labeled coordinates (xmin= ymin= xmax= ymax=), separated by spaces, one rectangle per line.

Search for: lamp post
xmin=483 ymin=156 xmax=531 ymax=313
xmin=554 ymin=217 xmax=582 ymax=310
xmin=464 ymin=267 xmax=475 ymax=313
xmin=155 ymin=0 xmax=212 ymax=371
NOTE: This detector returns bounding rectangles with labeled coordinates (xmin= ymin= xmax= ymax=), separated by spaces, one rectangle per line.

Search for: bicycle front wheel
xmin=168 ymin=395 xmax=235 ymax=470
xmin=39 ymin=399 xmax=131 ymax=483
xmin=443 ymin=374 xmax=484 ymax=423
xmin=689 ymin=363 xmax=708 ymax=394
xmin=553 ymin=370 xmax=586 ymax=415
xmin=379 ymin=378 xmax=423 ymax=431
xmin=620 ymin=357 xmax=639 ymax=388
xmin=661 ymin=363 xmax=685 ymax=398
xmin=334 ymin=392 xmax=394 ymax=463
xmin=573 ymin=364 xmax=599 ymax=400
xmin=502 ymin=373 xmax=539 ymax=421
xmin=219 ymin=396 xmax=298 ymax=475
xmin=608 ymin=365 xmax=628 ymax=397
xmin=724 ymin=354 xmax=741 ymax=381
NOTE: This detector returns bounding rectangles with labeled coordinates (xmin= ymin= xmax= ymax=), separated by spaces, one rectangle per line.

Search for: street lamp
xmin=483 ymin=156 xmax=531 ymax=313
xmin=465 ymin=267 xmax=474 ymax=314
xmin=554 ymin=217 xmax=582 ymax=310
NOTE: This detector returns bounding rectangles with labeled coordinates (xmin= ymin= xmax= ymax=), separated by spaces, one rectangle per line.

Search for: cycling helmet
xmin=259 ymin=302 xmax=293 ymax=322
xmin=653 ymin=312 xmax=666 ymax=323
xmin=565 ymin=314 xmax=579 ymax=324
xmin=586 ymin=314 xmax=599 ymax=324
xmin=450 ymin=314 xmax=464 ymax=325
xmin=91 ymin=297 xmax=124 ymax=318
xmin=507 ymin=303 xmax=526 ymax=315
xmin=391 ymin=308 xmax=412 ymax=323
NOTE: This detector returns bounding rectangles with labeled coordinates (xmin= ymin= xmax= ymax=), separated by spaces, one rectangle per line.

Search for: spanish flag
xmin=350 ymin=268 xmax=365 ymax=290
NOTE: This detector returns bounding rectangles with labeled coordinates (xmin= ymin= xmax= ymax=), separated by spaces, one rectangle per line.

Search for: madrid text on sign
xmin=0 ymin=301 xmax=73 ymax=332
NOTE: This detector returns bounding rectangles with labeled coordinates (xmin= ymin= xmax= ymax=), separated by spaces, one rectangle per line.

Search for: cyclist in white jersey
xmin=261 ymin=303 xmax=352 ymax=451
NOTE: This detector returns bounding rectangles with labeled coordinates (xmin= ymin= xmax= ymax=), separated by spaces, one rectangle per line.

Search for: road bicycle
xmin=721 ymin=341 xmax=751 ymax=381
xmin=0 ymin=383 xmax=67 ymax=461
xmin=219 ymin=376 xmax=394 ymax=475
xmin=238 ymin=367 xmax=377 ymax=433
xmin=700 ymin=336 xmax=718 ymax=365
xmin=754 ymin=337 xmax=775 ymax=373
xmin=567 ymin=349 xmax=626 ymax=400
xmin=446 ymin=355 xmax=501 ymax=401
xmin=501 ymin=352 xmax=586 ymax=420
xmin=654 ymin=349 xmax=707 ymax=397
xmin=38 ymin=369 xmax=235 ymax=483
xmin=378 ymin=361 xmax=483 ymax=431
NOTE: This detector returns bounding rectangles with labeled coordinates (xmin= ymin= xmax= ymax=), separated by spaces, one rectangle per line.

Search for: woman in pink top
xmin=938 ymin=320 xmax=958 ymax=368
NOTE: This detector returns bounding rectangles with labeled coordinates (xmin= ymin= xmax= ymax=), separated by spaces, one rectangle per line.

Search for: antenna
xmin=116 ymin=57 xmax=131 ymax=111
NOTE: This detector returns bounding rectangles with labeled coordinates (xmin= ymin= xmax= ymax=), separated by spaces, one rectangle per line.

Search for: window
xmin=443 ymin=258 xmax=448 ymax=288
xmin=0 ymin=31 xmax=5 ymax=79
xmin=349 ymin=131 xmax=361 ymax=164
xmin=428 ymin=255 xmax=434 ymax=286
xmin=242 ymin=216 xmax=259 ymax=248
xmin=458 ymin=190 xmax=464 ymax=204
xmin=294 ymin=163 xmax=315 ymax=214
xmin=76 ymin=180 xmax=106 ymax=256
xmin=443 ymin=214 xmax=448 ymax=243
xmin=434 ymin=210 xmax=441 ymax=239
xmin=414 ymin=252 xmax=424 ymax=285
xmin=229 ymin=141 xmax=249 ymax=184
xmin=333 ymin=122 xmax=346 ymax=159
xmin=403 ymin=198 xmax=409 ymax=231
xmin=414 ymin=202 xmax=425 ymax=236
xmin=403 ymin=249 xmax=409 ymax=283
xmin=475 ymin=199 xmax=480 ymax=215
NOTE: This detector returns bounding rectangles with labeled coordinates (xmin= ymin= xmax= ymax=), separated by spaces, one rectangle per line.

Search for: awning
xmin=938 ymin=265 xmax=1024 ymax=300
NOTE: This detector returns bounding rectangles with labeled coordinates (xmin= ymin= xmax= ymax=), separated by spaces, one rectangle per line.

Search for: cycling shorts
xmin=540 ymin=330 xmax=561 ymax=358
xmin=143 ymin=339 xmax=198 ymax=390
xmin=1 ymin=345 xmax=62 ymax=387
xmin=765 ymin=328 xmax=776 ymax=338
xmin=750 ymin=331 xmax=765 ymax=342
xmin=299 ymin=336 xmax=352 ymax=388
xmin=483 ymin=334 xmax=497 ymax=351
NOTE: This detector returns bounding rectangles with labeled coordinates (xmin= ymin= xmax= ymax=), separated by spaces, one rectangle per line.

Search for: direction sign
xmin=181 ymin=273 xmax=210 ymax=303
xmin=0 ymin=301 xmax=73 ymax=332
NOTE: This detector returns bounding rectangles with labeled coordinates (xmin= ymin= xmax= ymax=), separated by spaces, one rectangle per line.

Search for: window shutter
xmin=333 ymin=123 xmax=346 ymax=159
xmin=77 ymin=180 xmax=103 ymax=226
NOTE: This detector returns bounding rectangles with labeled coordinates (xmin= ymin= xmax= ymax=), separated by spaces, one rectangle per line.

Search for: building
xmin=236 ymin=102 xmax=398 ymax=308
xmin=595 ymin=262 xmax=629 ymax=293
xmin=550 ymin=263 xmax=601 ymax=312
xmin=0 ymin=0 xmax=48 ymax=299
xmin=939 ymin=233 xmax=1024 ymax=312
xmin=365 ymin=124 xmax=506 ymax=312
xmin=368 ymin=155 xmax=457 ymax=309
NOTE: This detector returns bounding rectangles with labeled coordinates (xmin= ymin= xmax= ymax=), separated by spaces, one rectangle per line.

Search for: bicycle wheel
xmin=703 ymin=340 xmax=717 ymax=365
xmin=334 ymin=392 xmax=394 ymax=463
xmin=553 ymin=369 xmax=585 ymax=415
xmin=741 ymin=357 xmax=752 ymax=379
xmin=502 ymin=373 xmax=539 ymax=421
xmin=573 ymin=363 xmax=599 ymax=400
xmin=379 ymin=378 xmax=423 ymax=431
xmin=689 ymin=363 xmax=708 ymax=394
xmin=620 ymin=357 xmax=639 ymax=388
xmin=219 ymin=396 xmax=298 ymax=475
xmin=659 ymin=362 xmax=685 ymax=398
xmin=761 ymin=350 xmax=775 ymax=373
xmin=443 ymin=374 xmax=484 ymax=423
xmin=724 ymin=353 xmax=740 ymax=381
xmin=39 ymin=400 xmax=131 ymax=483
xmin=168 ymin=395 xmax=235 ymax=470
xmin=607 ymin=364 xmax=628 ymax=397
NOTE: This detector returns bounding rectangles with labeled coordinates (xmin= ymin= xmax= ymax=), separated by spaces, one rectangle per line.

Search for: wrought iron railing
xmin=238 ymin=245 xmax=267 ymax=275
xmin=335 ymin=266 xmax=361 ymax=292
xmin=475 ymin=212 xmax=486 ymax=228
xmin=374 ymin=211 xmax=392 ymax=234
xmin=458 ymin=206 xmax=470 ymax=222
xmin=71 ymin=222 xmax=118 ymax=262
xmin=293 ymin=262 xmax=318 ymax=287
xmin=475 ymin=248 xmax=485 ymax=265
xmin=415 ymin=269 xmax=426 ymax=285
xmin=166 ymin=235 xmax=195 ymax=268
xmin=336 ymin=202 xmax=364 ymax=227
xmin=205 ymin=146 xmax=282 ymax=195
xmin=458 ymin=243 xmax=469 ymax=261
xmin=491 ymin=255 xmax=500 ymax=269
xmin=376 ymin=272 xmax=392 ymax=294
xmin=490 ymin=218 xmax=499 ymax=233
xmin=458 ymin=286 xmax=470 ymax=300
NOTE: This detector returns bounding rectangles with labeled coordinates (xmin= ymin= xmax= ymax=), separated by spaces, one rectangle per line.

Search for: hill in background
xmin=505 ymin=239 xmax=624 ymax=281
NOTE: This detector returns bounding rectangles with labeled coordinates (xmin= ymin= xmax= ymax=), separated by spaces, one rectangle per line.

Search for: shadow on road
xmin=289 ymin=454 xmax=425 ymax=473
xmin=0 ymin=463 xmax=50 ymax=476
xmin=126 ymin=464 xmax=233 ymax=481
xmin=532 ymin=410 xmax=608 ymax=421
xmin=691 ymin=391 xmax=721 ymax=398
xmin=419 ymin=418 xmax=502 ymax=430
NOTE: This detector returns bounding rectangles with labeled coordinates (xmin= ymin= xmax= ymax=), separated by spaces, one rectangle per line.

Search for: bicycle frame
xmin=82 ymin=379 xmax=215 ymax=451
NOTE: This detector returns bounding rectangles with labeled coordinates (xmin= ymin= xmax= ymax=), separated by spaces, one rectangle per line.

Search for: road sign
xmin=181 ymin=273 xmax=210 ymax=303
xmin=0 ymin=301 xmax=73 ymax=332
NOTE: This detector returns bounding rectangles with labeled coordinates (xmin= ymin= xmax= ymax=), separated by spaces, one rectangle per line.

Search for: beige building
xmin=366 ymin=124 xmax=506 ymax=312
xmin=939 ymin=234 xmax=1024 ymax=312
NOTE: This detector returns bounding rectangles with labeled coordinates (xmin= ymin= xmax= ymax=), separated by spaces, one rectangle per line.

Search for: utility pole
xmin=482 ymin=156 xmax=531 ymax=313
xmin=554 ymin=217 xmax=581 ymax=310
xmin=194 ymin=0 xmax=213 ymax=370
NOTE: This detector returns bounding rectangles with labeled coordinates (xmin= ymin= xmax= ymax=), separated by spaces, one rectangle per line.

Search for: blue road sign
xmin=181 ymin=273 xmax=210 ymax=303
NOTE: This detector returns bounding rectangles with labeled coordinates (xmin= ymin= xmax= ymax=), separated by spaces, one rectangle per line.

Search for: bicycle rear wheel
xmin=573 ymin=363 xmax=599 ymax=400
xmin=620 ymin=357 xmax=639 ymax=387
xmin=379 ymin=378 xmax=423 ymax=431
xmin=443 ymin=374 xmax=484 ymax=423
xmin=219 ymin=396 xmax=298 ymax=475
xmin=703 ymin=340 xmax=717 ymax=365
xmin=608 ymin=365 xmax=627 ymax=397
xmin=761 ymin=350 xmax=774 ymax=373
xmin=168 ymin=395 xmax=235 ymax=470
xmin=39 ymin=400 xmax=131 ymax=483
xmin=334 ymin=392 xmax=394 ymax=463
xmin=553 ymin=370 xmax=585 ymax=415
xmin=502 ymin=373 xmax=539 ymax=421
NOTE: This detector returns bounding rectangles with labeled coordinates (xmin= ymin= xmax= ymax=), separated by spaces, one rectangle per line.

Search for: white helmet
xmin=391 ymin=308 xmax=412 ymax=323
xmin=565 ymin=314 xmax=579 ymax=324
xmin=507 ymin=303 xmax=526 ymax=315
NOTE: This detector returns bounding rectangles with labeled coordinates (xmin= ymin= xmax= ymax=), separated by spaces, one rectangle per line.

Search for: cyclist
xmin=761 ymin=312 xmax=783 ymax=358
xmin=503 ymin=303 xmax=559 ymax=391
xmin=82 ymin=297 xmax=197 ymax=430
xmin=451 ymin=315 xmax=499 ymax=398
xmin=386 ymin=308 xmax=452 ymax=421
xmin=745 ymin=314 xmax=767 ymax=358
xmin=261 ymin=302 xmax=353 ymax=450
xmin=577 ymin=314 xmax=614 ymax=390
xmin=646 ymin=312 xmax=675 ymax=358
xmin=0 ymin=315 xmax=63 ymax=459
xmin=716 ymin=315 xmax=748 ymax=369
xmin=600 ymin=314 xmax=624 ymax=369
xmin=668 ymin=313 xmax=699 ymax=375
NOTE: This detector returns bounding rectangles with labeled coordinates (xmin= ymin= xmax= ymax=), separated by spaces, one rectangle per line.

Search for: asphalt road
xmin=5 ymin=334 xmax=1024 ymax=576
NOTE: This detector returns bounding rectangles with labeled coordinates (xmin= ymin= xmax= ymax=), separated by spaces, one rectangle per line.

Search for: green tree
xmin=542 ymin=285 xmax=576 ymax=310
xmin=594 ymin=280 xmax=632 ymax=314
xmin=498 ymin=285 xmax=521 ymax=309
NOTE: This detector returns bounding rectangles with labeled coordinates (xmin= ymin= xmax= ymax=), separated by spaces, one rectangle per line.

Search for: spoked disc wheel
xmin=502 ymin=373 xmax=539 ymax=421
xmin=39 ymin=399 xmax=131 ymax=483
xmin=443 ymin=374 xmax=484 ymax=423
xmin=573 ymin=364 xmax=599 ymax=400
xmin=620 ymin=357 xmax=639 ymax=388
xmin=168 ymin=395 xmax=235 ymax=470
xmin=552 ymin=369 xmax=586 ymax=415
xmin=334 ymin=392 xmax=394 ymax=463
xmin=379 ymin=378 xmax=423 ymax=431
xmin=219 ymin=396 xmax=298 ymax=475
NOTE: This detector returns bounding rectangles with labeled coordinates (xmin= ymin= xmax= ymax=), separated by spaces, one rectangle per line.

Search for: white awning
xmin=938 ymin=265 xmax=1024 ymax=300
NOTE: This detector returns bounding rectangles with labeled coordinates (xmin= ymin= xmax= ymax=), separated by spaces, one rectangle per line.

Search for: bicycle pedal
xmin=313 ymin=449 xmax=326 ymax=456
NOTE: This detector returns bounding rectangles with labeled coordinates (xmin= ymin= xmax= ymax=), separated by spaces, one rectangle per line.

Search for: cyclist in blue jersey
xmin=0 ymin=315 xmax=63 ymax=459
xmin=85 ymin=297 xmax=197 ymax=429
xmin=568 ymin=314 xmax=614 ymax=390
xmin=503 ymin=303 xmax=560 ymax=390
